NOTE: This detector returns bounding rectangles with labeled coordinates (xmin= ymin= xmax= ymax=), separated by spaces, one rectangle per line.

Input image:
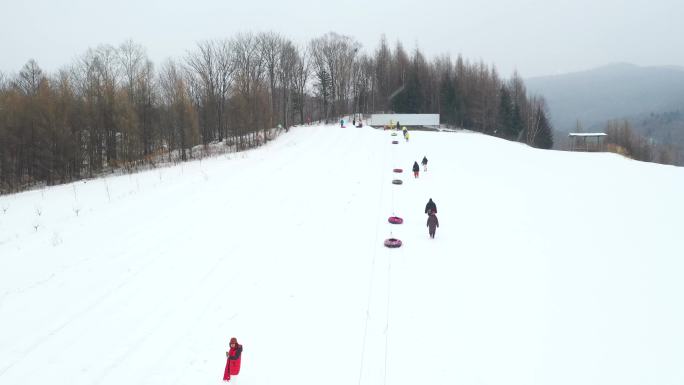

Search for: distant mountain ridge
xmin=525 ymin=63 xmax=684 ymax=132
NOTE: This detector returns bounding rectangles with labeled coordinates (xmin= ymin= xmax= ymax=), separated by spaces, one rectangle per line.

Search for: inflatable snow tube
xmin=392 ymin=179 xmax=403 ymax=185
xmin=391 ymin=132 xmax=397 ymax=136
xmin=392 ymin=140 xmax=399 ymax=144
xmin=388 ymin=216 xmax=404 ymax=224
xmin=384 ymin=238 xmax=403 ymax=248
xmin=393 ymin=168 xmax=403 ymax=173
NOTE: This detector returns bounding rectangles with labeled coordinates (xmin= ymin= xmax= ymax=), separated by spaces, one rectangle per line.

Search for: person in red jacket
xmin=223 ymin=337 xmax=243 ymax=381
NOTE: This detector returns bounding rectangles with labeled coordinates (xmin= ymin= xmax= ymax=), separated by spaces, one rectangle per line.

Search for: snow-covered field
xmin=1 ymin=124 xmax=683 ymax=385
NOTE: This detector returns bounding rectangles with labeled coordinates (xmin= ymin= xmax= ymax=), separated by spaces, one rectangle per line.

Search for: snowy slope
xmin=1 ymin=124 xmax=684 ymax=385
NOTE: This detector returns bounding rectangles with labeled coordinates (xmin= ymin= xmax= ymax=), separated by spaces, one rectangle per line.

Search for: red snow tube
xmin=392 ymin=140 xmax=399 ymax=144
xmin=384 ymin=238 xmax=403 ymax=248
xmin=392 ymin=179 xmax=403 ymax=185
xmin=388 ymin=216 xmax=403 ymax=224
xmin=393 ymin=168 xmax=403 ymax=173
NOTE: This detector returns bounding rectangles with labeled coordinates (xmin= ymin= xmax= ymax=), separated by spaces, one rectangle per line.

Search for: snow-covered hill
xmin=1 ymin=124 xmax=683 ymax=385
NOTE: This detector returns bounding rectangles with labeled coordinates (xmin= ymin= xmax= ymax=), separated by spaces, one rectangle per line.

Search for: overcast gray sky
xmin=1 ymin=0 xmax=682 ymax=78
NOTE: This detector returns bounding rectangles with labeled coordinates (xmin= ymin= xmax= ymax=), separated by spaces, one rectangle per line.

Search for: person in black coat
xmin=412 ymin=161 xmax=420 ymax=178
xmin=421 ymin=156 xmax=428 ymax=171
xmin=425 ymin=198 xmax=437 ymax=214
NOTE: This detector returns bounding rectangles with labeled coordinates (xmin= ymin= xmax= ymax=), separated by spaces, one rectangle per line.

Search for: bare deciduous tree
xmin=291 ymin=45 xmax=310 ymax=126
xmin=16 ymin=31 xmax=681 ymax=195
xmin=232 ymin=33 xmax=266 ymax=148
xmin=278 ymin=40 xmax=298 ymax=129
xmin=310 ymin=33 xmax=360 ymax=122
xmin=159 ymin=60 xmax=197 ymax=161
xmin=258 ymin=32 xmax=283 ymax=129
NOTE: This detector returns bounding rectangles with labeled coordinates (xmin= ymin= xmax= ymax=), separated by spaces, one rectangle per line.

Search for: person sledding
xmin=421 ymin=156 xmax=428 ymax=171
xmin=424 ymin=198 xmax=437 ymax=215
xmin=427 ymin=210 xmax=439 ymax=239
xmin=223 ymin=337 xmax=243 ymax=382
xmin=412 ymin=161 xmax=420 ymax=178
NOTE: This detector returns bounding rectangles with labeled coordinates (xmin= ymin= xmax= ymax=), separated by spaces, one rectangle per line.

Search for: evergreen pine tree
xmin=509 ymin=104 xmax=525 ymax=141
xmin=392 ymin=67 xmax=420 ymax=113
xmin=440 ymin=73 xmax=456 ymax=124
xmin=497 ymin=86 xmax=513 ymax=137
xmin=533 ymin=108 xmax=554 ymax=149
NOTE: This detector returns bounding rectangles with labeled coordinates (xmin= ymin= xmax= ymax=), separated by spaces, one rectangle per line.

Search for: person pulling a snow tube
xmin=412 ymin=161 xmax=420 ymax=178
xmin=384 ymin=238 xmax=402 ymax=248
xmin=223 ymin=337 xmax=243 ymax=382
xmin=388 ymin=216 xmax=404 ymax=224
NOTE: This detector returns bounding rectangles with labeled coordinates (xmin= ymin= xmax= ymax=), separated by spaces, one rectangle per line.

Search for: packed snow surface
xmin=1 ymin=124 xmax=684 ymax=385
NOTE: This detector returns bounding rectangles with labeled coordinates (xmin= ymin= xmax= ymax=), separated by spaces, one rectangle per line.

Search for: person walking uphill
xmin=421 ymin=156 xmax=428 ymax=171
xmin=427 ymin=211 xmax=439 ymax=238
xmin=425 ymin=198 xmax=437 ymax=215
xmin=413 ymin=161 xmax=420 ymax=178
xmin=223 ymin=337 xmax=243 ymax=382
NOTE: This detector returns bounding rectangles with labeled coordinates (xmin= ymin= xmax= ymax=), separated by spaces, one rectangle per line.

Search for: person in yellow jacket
xmin=386 ymin=119 xmax=394 ymax=130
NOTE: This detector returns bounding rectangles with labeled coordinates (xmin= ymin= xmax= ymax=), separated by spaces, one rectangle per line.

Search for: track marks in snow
xmin=357 ymin=130 xmax=401 ymax=385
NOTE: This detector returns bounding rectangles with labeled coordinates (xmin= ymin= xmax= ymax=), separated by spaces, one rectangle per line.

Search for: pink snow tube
xmin=392 ymin=140 xmax=399 ymax=144
xmin=393 ymin=168 xmax=403 ymax=173
xmin=388 ymin=216 xmax=403 ymax=224
xmin=392 ymin=179 xmax=403 ymax=185
xmin=384 ymin=238 xmax=403 ymax=248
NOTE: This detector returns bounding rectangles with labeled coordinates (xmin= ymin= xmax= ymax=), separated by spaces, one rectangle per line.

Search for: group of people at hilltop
xmin=340 ymin=118 xmax=364 ymax=128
